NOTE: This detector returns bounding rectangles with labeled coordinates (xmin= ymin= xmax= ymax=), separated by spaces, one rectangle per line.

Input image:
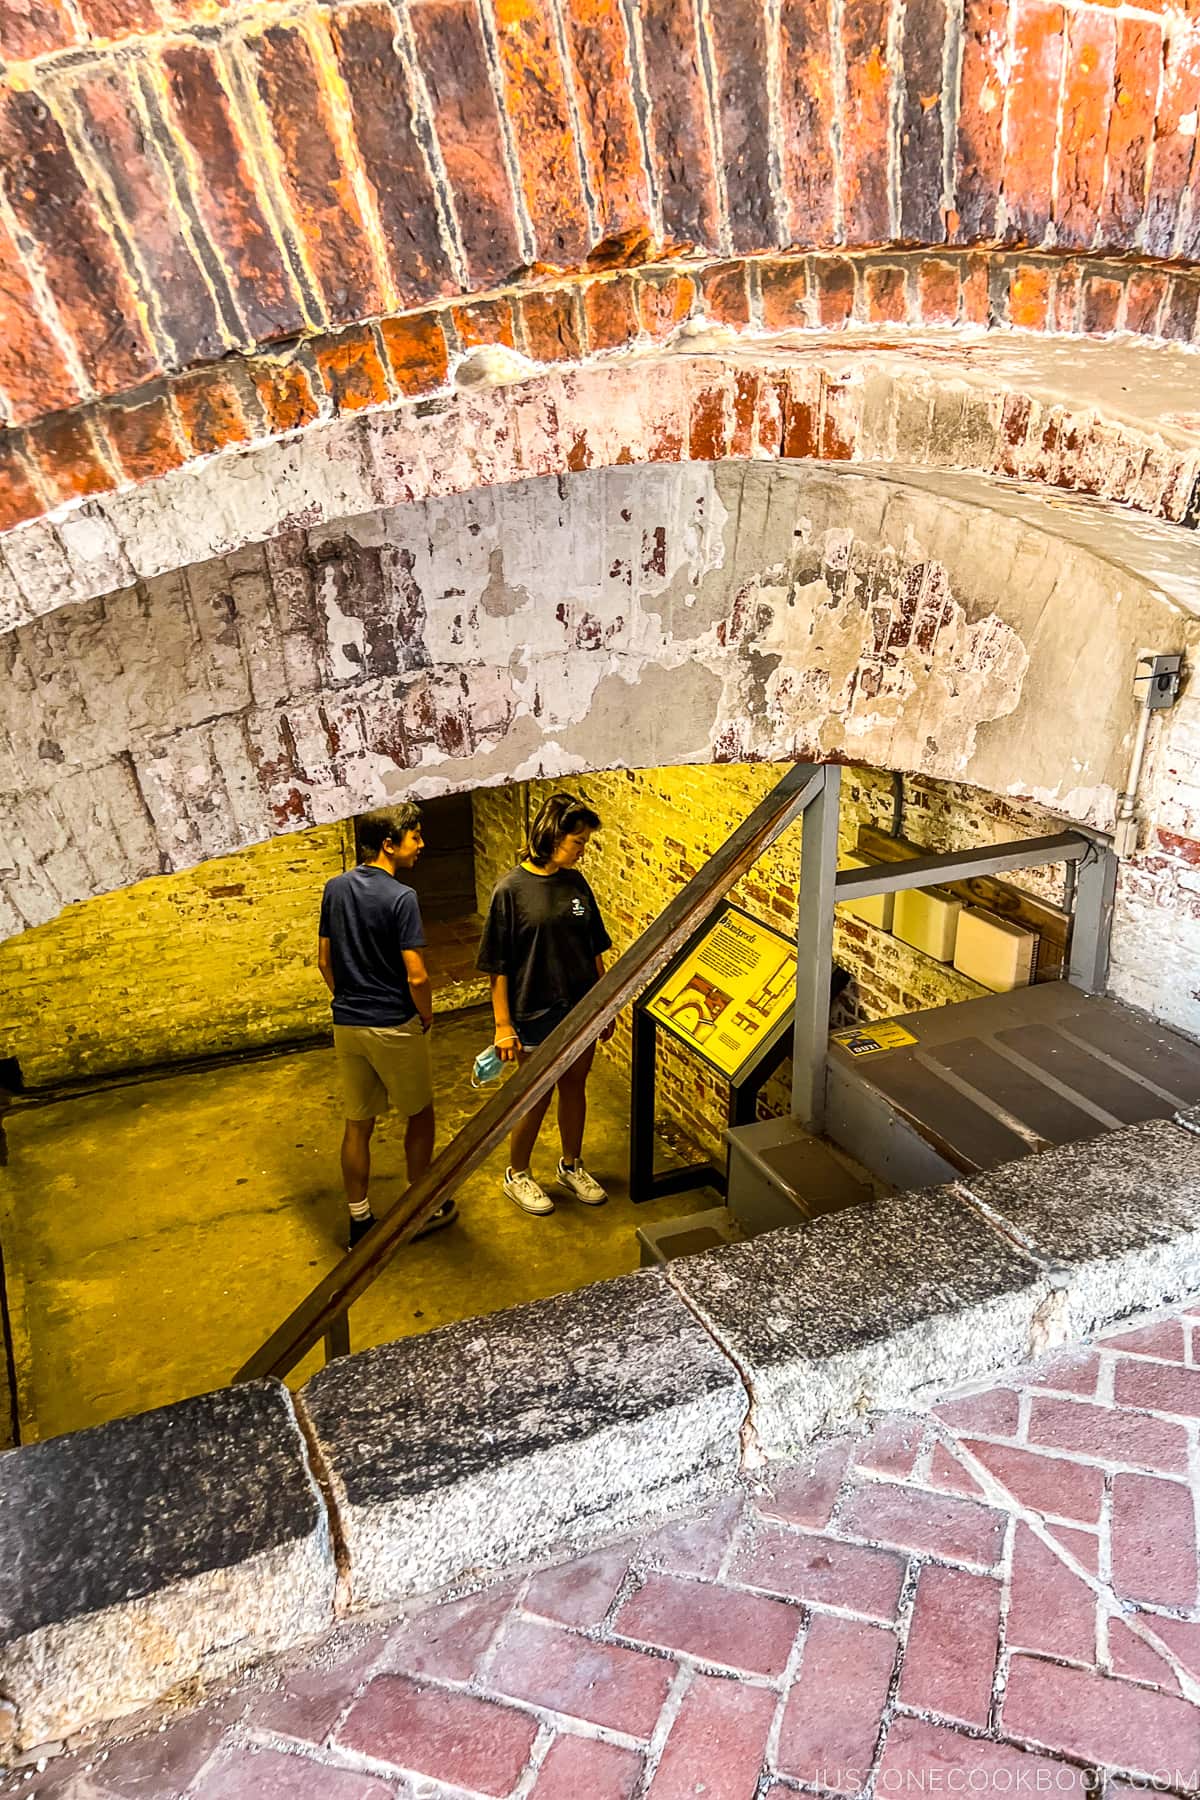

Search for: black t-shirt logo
xmin=571 ymin=897 xmax=587 ymax=918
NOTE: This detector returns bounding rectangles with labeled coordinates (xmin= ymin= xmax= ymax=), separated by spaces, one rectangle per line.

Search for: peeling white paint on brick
xmin=315 ymin=560 xmax=369 ymax=683
xmin=2 ymin=451 xmax=1199 ymax=1040
xmin=3 ymin=341 xmax=1199 ymax=633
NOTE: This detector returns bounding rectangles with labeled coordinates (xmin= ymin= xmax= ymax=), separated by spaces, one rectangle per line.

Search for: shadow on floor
xmin=0 ymin=1008 xmax=715 ymax=1441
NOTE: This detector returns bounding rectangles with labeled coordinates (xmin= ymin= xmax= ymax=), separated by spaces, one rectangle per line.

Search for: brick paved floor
xmin=10 ymin=1302 xmax=1200 ymax=1799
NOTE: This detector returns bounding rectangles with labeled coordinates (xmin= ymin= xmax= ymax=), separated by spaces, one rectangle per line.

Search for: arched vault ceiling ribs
xmin=1 ymin=0 xmax=1200 ymax=537
xmin=3 ymin=338 xmax=1199 ymax=636
xmin=4 ymin=253 xmax=1200 ymax=542
xmin=2 ymin=0 xmax=1200 ymax=412
xmin=1 ymin=457 xmax=1196 ymax=942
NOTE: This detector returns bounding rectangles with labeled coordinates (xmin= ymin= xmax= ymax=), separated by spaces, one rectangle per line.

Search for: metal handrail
xmin=833 ymin=832 xmax=1094 ymax=897
xmin=234 ymin=761 xmax=824 ymax=1384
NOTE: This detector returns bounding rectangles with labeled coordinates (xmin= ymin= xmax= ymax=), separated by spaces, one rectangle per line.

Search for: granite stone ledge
xmin=1176 ymin=1104 xmax=1200 ymax=1137
xmin=966 ymin=1118 xmax=1200 ymax=1333
xmin=299 ymin=1269 xmax=746 ymax=1611
xmin=0 ymin=1381 xmax=335 ymax=1755
xmin=664 ymin=1186 xmax=1049 ymax=1463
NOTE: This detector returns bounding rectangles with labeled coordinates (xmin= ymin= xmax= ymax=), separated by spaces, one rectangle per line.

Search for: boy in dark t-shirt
xmin=318 ymin=804 xmax=454 ymax=1249
xmin=477 ymin=792 xmax=614 ymax=1216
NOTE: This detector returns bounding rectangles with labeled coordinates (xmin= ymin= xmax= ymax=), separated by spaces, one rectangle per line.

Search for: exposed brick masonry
xmin=4 ymin=0 xmax=1199 ymax=384
xmin=3 ymin=442 xmax=1197 ymax=1054
xmin=4 ymin=247 xmax=1200 ymax=538
xmin=5 ymin=336 xmax=1200 ymax=654
xmin=0 ymin=819 xmax=352 ymax=1087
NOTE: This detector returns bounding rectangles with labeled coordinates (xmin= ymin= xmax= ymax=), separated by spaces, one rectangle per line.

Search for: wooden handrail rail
xmin=233 ymin=762 xmax=824 ymax=1383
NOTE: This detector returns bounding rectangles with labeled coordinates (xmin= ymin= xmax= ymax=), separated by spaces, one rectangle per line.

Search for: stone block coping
xmin=298 ymin=1270 xmax=746 ymax=1613
xmin=4 ymin=1115 xmax=1200 ymax=1757
xmin=0 ymin=1381 xmax=334 ymax=1758
xmin=664 ymin=1183 xmax=1052 ymax=1464
xmin=968 ymin=1118 xmax=1200 ymax=1334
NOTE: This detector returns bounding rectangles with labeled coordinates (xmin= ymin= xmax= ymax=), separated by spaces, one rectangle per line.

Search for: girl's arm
xmin=490 ymin=973 xmax=522 ymax=1061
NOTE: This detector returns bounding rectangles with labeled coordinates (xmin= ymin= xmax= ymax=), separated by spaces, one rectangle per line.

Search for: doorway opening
xmin=3 ymin=757 xmax=1192 ymax=1444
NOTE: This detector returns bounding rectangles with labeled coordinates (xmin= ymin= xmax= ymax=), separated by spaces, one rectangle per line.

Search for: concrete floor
xmin=0 ymin=1009 xmax=715 ymax=1442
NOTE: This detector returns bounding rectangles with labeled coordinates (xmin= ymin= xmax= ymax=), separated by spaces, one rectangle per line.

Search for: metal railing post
xmin=324 ymin=1313 xmax=351 ymax=1364
xmin=792 ymin=763 xmax=841 ymax=1131
xmin=1068 ymin=839 xmax=1118 ymax=994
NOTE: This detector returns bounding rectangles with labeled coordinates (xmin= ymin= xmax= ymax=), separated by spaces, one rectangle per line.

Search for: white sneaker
xmin=557 ymin=1159 xmax=608 ymax=1205
xmin=504 ymin=1167 xmax=554 ymax=1215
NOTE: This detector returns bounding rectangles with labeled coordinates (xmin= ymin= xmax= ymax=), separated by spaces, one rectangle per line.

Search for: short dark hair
xmin=358 ymin=803 xmax=421 ymax=859
xmin=523 ymin=792 xmax=601 ymax=867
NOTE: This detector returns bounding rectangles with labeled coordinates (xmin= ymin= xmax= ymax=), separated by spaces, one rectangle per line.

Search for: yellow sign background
xmin=646 ymin=908 xmax=797 ymax=1079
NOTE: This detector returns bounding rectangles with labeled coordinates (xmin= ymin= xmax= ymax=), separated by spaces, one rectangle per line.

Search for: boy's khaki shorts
xmin=334 ymin=1020 xmax=433 ymax=1120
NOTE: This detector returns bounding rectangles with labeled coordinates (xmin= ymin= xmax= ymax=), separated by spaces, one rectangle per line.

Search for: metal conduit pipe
xmin=1113 ymin=650 xmax=1184 ymax=860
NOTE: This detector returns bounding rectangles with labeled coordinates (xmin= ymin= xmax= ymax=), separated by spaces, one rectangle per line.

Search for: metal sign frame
xmin=629 ymin=901 xmax=799 ymax=1204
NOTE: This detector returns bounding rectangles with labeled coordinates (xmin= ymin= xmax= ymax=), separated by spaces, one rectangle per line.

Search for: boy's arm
xmin=317 ymin=936 xmax=335 ymax=996
xmin=399 ymin=890 xmax=433 ymax=1028
xmin=402 ymin=948 xmax=434 ymax=1030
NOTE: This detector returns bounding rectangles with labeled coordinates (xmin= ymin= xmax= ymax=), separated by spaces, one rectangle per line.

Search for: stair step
xmin=637 ymin=1206 xmax=742 ymax=1268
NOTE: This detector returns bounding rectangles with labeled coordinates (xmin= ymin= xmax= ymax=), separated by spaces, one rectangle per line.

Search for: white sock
xmin=349 ymin=1197 xmax=371 ymax=1220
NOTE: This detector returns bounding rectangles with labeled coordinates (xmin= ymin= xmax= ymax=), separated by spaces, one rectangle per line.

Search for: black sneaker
xmin=347 ymin=1201 xmax=458 ymax=1252
xmin=414 ymin=1198 xmax=458 ymax=1240
xmin=347 ymin=1211 xmax=376 ymax=1250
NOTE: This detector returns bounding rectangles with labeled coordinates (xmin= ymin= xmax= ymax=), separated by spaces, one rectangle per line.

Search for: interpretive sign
xmin=645 ymin=904 xmax=797 ymax=1080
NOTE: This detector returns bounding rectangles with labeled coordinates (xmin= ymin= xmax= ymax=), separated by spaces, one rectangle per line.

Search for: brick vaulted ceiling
xmin=2 ymin=453 xmax=1194 ymax=933
xmin=3 ymin=0 xmax=1200 ymax=960
xmin=2 ymin=0 xmax=1200 ymax=550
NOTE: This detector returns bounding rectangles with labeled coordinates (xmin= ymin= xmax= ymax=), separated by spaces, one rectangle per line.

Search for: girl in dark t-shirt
xmin=476 ymin=792 xmax=614 ymax=1216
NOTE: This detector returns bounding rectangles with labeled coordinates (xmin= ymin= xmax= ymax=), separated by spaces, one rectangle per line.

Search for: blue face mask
xmin=472 ymin=1045 xmax=504 ymax=1088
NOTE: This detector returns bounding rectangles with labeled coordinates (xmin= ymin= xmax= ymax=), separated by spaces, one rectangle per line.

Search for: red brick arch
xmin=2 ymin=0 xmax=1200 ymax=533
xmin=3 ymin=246 xmax=1198 ymax=547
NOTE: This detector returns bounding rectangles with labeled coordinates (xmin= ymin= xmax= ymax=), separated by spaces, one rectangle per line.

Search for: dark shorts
xmin=515 ymin=1004 xmax=572 ymax=1050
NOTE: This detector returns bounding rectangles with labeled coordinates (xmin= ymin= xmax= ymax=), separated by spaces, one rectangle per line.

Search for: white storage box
xmin=893 ymin=885 xmax=963 ymax=962
xmin=953 ymin=906 xmax=1038 ymax=992
xmin=837 ymin=853 xmax=895 ymax=931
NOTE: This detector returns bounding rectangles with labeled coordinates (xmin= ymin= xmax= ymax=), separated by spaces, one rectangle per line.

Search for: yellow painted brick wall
xmin=473 ymin=764 xmax=1063 ymax=1162
xmin=2 ymin=758 xmax=1062 ymax=1116
xmin=0 ymin=822 xmax=353 ymax=1088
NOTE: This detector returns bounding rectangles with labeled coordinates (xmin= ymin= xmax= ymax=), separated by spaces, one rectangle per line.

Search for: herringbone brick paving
xmin=12 ymin=1304 xmax=1200 ymax=1799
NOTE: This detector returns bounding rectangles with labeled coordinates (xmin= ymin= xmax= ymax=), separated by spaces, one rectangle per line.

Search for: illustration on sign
xmin=831 ymin=1020 xmax=918 ymax=1056
xmin=646 ymin=907 xmax=797 ymax=1079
